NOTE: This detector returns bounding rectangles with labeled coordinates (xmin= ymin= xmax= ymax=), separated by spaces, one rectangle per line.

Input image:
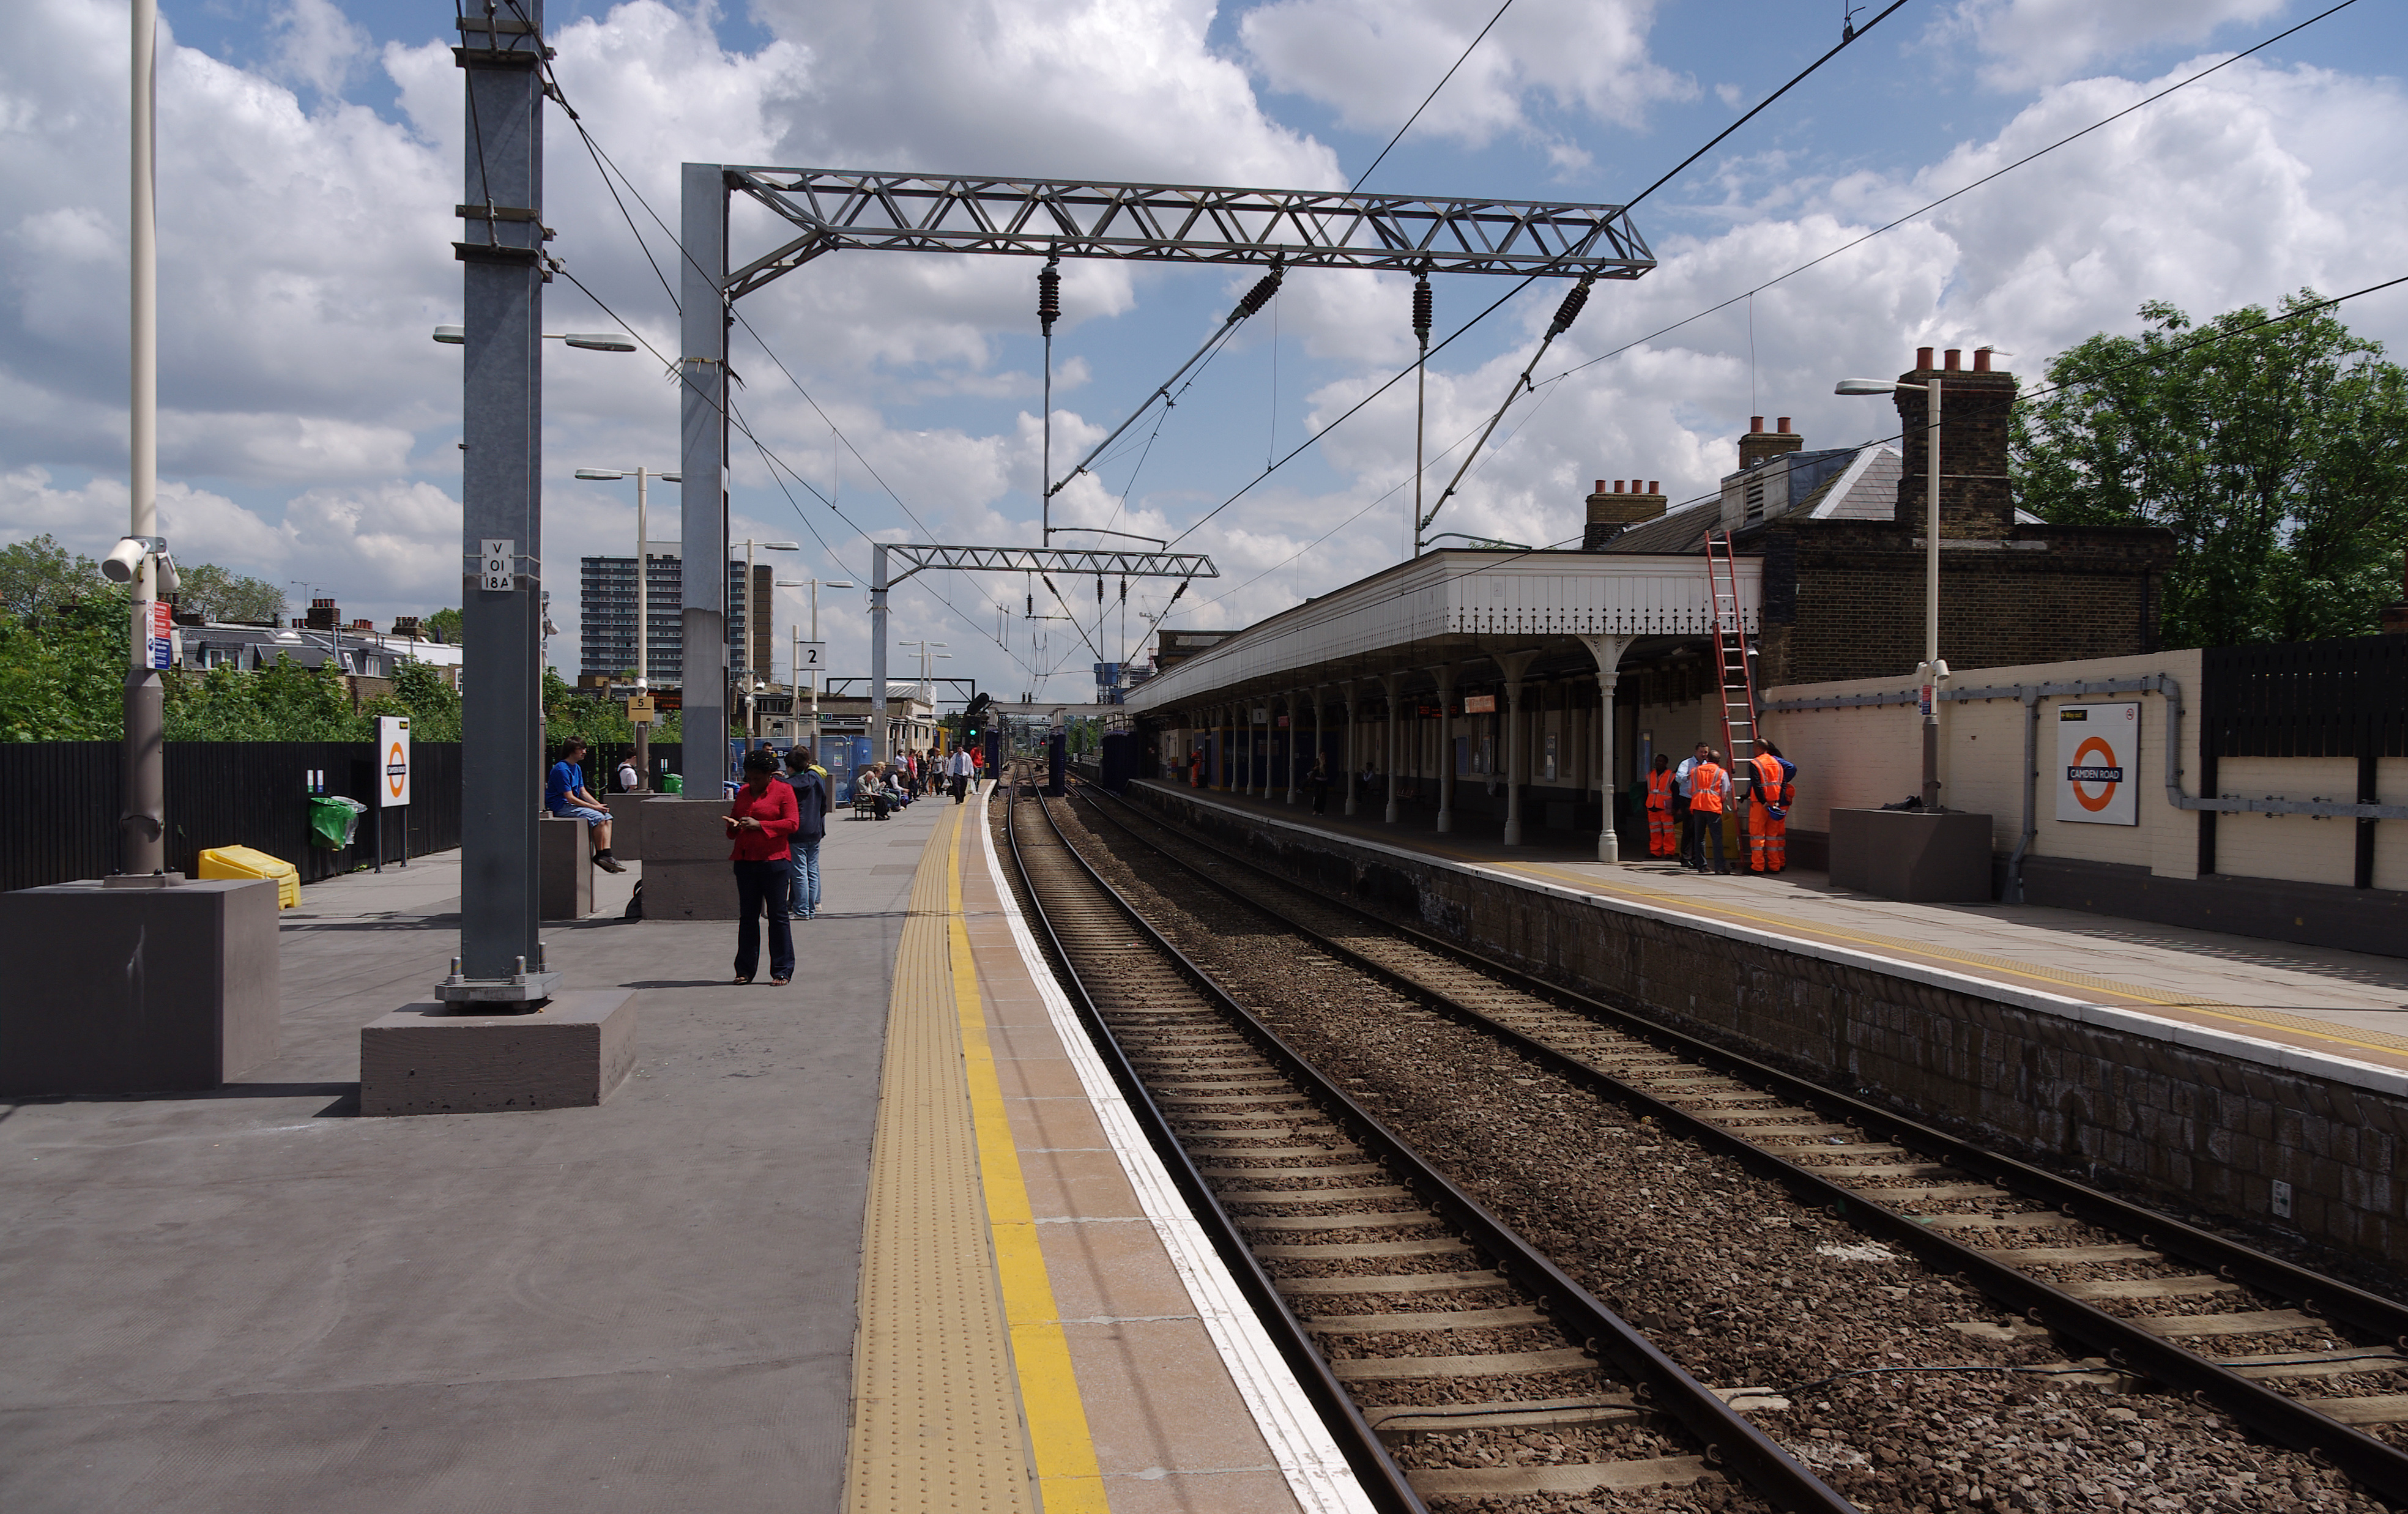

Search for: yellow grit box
xmin=197 ymin=845 xmax=300 ymax=909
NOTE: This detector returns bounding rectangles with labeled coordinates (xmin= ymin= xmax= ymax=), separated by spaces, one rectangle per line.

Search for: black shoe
xmin=595 ymin=855 xmax=626 ymax=874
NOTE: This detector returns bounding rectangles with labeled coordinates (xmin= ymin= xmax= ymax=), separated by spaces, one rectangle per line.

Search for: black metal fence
xmin=0 ymin=742 xmax=465 ymax=893
xmin=2201 ymin=636 xmax=2407 ymax=759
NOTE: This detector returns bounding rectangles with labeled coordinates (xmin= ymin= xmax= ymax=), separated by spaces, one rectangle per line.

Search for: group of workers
xmin=1643 ymin=740 xmax=1796 ymax=875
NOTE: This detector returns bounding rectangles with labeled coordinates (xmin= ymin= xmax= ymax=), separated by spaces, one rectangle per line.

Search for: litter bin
xmin=661 ymin=773 xmax=684 ymax=794
xmin=308 ymin=794 xmax=369 ymax=849
xmin=198 ymin=844 xmax=300 ymax=908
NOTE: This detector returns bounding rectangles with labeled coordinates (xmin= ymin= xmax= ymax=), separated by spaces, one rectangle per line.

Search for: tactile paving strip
xmin=844 ymin=804 xmax=1038 ymax=1514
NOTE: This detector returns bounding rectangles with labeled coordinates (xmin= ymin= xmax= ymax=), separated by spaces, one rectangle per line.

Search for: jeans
xmin=789 ymin=836 xmax=822 ymax=918
xmin=733 ymin=860 xmax=794 ymax=980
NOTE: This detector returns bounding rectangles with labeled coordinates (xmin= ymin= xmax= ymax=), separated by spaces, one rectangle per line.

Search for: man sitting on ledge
xmin=547 ymin=738 xmax=625 ymax=873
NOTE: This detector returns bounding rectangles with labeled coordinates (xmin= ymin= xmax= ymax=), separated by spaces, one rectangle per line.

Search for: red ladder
xmin=1704 ymin=529 xmax=1761 ymax=801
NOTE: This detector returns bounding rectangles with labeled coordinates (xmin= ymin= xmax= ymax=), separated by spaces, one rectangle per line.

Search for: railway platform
xmin=1118 ymin=777 xmax=2408 ymax=1273
xmin=0 ymin=786 xmax=1365 ymax=1514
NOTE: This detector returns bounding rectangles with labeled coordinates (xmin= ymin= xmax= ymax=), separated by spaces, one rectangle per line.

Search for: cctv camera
xmin=154 ymin=551 xmax=180 ymax=596
xmin=102 ymin=536 xmax=149 ymax=583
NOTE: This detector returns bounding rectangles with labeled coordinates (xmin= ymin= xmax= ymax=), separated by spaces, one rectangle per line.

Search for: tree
xmin=0 ymin=585 xmax=128 ymax=741
xmin=2013 ymin=291 xmax=2408 ymax=648
xmin=423 ymin=607 xmax=464 ymax=646
xmin=164 ymin=655 xmax=368 ymax=741
xmin=542 ymin=666 xmax=631 ymax=746
xmin=174 ymin=563 xmax=286 ymax=624
xmin=0 ymin=535 xmax=103 ymax=622
xmin=363 ymin=659 xmax=463 ymax=741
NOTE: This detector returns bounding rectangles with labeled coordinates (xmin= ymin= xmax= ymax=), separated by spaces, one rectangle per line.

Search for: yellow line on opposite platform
xmin=949 ymin=796 xmax=1110 ymax=1513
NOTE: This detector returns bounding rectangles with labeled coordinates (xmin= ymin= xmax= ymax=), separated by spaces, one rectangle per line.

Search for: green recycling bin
xmin=308 ymin=794 xmax=369 ymax=848
xmin=661 ymin=773 xmax=684 ymax=794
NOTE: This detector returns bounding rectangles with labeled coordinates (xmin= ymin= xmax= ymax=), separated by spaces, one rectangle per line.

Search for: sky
xmin=2 ymin=0 xmax=2402 ymax=705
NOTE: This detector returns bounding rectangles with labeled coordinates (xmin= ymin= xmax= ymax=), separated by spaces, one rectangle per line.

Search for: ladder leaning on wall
xmin=1704 ymin=529 xmax=1761 ymax=802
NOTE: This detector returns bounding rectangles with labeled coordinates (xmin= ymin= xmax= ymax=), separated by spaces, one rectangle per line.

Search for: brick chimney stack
xmin=1739 ymin=415 xmax=1802 ymax=470
xmin=1584 ymin=477 xmax=1666 ymax=549
xmin=305 ymin=597 xmax=340 ymax=631
xmin=1895 ymin=347 xmax=2018 ymax=541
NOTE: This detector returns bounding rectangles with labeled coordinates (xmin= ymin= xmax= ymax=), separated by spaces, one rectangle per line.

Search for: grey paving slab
xmin=0 ymin=793 xmax=946 ymax=1514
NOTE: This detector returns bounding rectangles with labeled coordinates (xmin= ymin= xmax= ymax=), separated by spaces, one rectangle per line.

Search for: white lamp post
xmin=576 ymin=466 xmax=680 ymax=786
xmin=729 ymin=540 xmax=799 ymax=738
xmin=1836 ymin=371 xmax=1945 ymax=812
xmin=776 ymin=577 xmax=851 ymax=755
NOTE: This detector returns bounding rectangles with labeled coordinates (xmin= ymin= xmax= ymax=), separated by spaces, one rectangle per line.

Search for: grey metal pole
xmin=743 ymin=537 xmax=757 ymax=740
xmin=455 ymin=0 xmax=548 ymax=994
xmin=1922 ymin=375 xmax=1944 ymax=813
xmin=633 ymin=467 xmax=650 ymax=787
xmin=121 ymin=0 xmax=164 ymax=877
xmin=679 ymin=161 xmax=729 ymax=796
xmin=870 ymin=543 xmax=890 ymax=764
xmin=809 ymin=578 xmax=822 ymax=754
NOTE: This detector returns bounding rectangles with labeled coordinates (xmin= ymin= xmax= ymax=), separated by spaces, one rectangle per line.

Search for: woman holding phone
xmin=726 ymin=747 xmax=799 ymax=984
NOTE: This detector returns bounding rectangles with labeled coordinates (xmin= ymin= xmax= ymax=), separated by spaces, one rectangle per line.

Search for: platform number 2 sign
xmin=2055 ymin=702 xmax=2139 ymax=826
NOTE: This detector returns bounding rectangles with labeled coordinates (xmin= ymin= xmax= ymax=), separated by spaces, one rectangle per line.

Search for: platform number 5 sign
xmin=481 ymin=539 xmax=516 ymax=592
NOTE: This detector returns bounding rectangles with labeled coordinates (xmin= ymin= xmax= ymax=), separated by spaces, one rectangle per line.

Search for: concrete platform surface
xmin=1140 ymin=781 xmax=2408 ymax=1082
xmin=0 ymin=801 xmax=928 ymax=1513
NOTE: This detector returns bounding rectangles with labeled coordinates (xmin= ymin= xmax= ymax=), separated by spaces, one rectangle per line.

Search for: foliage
xmin=423 ymin=607 xmax=464 ymax=646
xmin=175 ymin=563 xmax=286 ymax=623
xmin=362 ymin=659 xmax=463 ymax=741
xmin=2013 ymin=291 xmax=2408 ymax=648
xmin=165 ymin=657 xmax=368 ymax=741
xmin=0 ymin=585 xmax=131 ymax=741
xmin=0 ymin=535 xmax=105 ymax=622
xmin=542 ymin=666 xmax=632 ymax=746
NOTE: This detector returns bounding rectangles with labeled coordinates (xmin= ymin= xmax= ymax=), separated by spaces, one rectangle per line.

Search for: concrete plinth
xmin=609 ymin=795 xmax=644 ymax=861
xmin=539 ymin=815 xmax=594 ymax=919
xmin=0 ymin=878 xmax=281 ymax=1096
xmin=1829 ymin=808 xmax=1995 ymax=902
xmin=359 ymin=989 xmax=637 ymax=1115
xmin=639 ymin=795 xmax=738 ymax=920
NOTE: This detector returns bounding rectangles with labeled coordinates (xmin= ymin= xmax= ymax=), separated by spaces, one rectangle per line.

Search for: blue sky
xmin=3 ymin=0 xmax=2402 ymax=701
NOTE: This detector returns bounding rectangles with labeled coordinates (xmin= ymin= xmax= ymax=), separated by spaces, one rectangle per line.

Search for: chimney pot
xmin=1916 ymin=346 xmax=1934 ymax=370
xmin=1776 ymin=417 xmax=1792 ymax=434
xmin=1944 ymin=347 xmax=1961 ymax=371
xmin=1749 ymin=415 xmax=1764 ymax=434
xmin=1648 ymin=480 xmax=1659 ymax=494
xmin=1974 ymin=347 xmax=1991 ymax=373
xmin=1613 ymin=480 xmax=1625 ymax=493
xmin=1593 ymin=479 xmax=1608 ymax=494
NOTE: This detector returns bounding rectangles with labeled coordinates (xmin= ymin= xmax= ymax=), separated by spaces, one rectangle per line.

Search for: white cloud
xmin=1940 ymin=0 xmax=2287 ymax=91
xmin=270 ymin=0 xmax=373 ymax=100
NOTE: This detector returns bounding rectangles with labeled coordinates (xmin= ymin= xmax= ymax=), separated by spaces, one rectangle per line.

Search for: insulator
xmin=1097 ymin=574 xmax=1106 ymax=604
xmin=1025 ymin=593 xmax=1033 ymax=617
xmin=1118 ymin=577 xmax=1128 ymax=603
xmin=1412 ymin=273 xmax=1433 ymax=344
xmin=1545 ymin=278 xmax=1592 ymax=339
xmin=1167 ymin=580 xmax=1188 ymax=606
xmin=1038 ymin=259 xmax=1061 ymax=336
xmin=1232 ymin=266 xmax=1284 ymax=321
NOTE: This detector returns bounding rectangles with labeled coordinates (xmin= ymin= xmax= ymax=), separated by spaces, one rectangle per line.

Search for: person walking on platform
xmin=782 ymin=746 xmax=831 ymax=920
xmin=1749 ymin=741 xmax=1796 ymax=874
xmin=946 ymin=743 xmax=975 ymax=803
xmin=725 ymin=748 xmax=798 ymax=984
xmin=1644 ymin=753 xmax=1677 ymax=857
xmin=1673 ymin=741 xmax=1709 ymax=869
xmin=1689 ymin=748 xmax=1731 ymax=874
xmin=1309 ymin=751 xmax=1329 ymax=815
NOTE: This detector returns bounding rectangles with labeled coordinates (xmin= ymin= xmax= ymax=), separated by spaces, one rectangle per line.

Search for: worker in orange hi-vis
xmin=1749 ymin=741 xmax=1797 ymax=874
xmin=1689 ymin=749 xmax=1731 ymax=874
xmin=1643 ymin=753 xmax=1678 ymax=857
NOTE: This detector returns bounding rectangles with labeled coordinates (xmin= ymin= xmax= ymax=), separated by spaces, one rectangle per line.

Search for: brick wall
xmin=1130 ymin=781 xmax=2408 ymax=1272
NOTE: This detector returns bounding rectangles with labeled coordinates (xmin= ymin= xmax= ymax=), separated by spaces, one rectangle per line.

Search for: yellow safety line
xmin=949 ymin=802 xmax=1111 ymax=1513
xmin=1499 ymin=859 xmax=2408 ymax=1065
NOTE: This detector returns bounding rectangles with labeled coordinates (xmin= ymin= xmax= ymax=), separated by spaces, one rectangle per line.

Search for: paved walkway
xmin=1143 ymin=781 xmax=2408 ymax=1082
xmin=0 ymin=796 xmax=941 ymax=1514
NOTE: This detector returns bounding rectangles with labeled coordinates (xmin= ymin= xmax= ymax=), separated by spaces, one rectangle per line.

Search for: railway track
xmin=1001 ymin=769 xmax=1853 ymax=1513
xmin=1042 ymin=773 xmax=2408 ymax=1511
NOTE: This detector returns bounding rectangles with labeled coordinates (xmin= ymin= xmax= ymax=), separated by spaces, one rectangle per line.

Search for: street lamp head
xmin=433 ymin=324 xmax=466 ymax=344
xmin=562 ymin=332 xmax=637 ymax=352
xmin=825 ymin=581 xmax=854 ymax=590
xmin=762 ymin=541 xmax=800 ymax=551
xmin=574 ymin=468 xmax=625 ymax=481
xmin=661 ymin=473 xmax=682 ymax=483
xmin=1834 ymin=379 xmax=1900 ymax=396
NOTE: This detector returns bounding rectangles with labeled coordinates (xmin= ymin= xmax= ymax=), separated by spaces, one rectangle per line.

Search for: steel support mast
xmin=445 ymin=2 xmax=554 ymax=1002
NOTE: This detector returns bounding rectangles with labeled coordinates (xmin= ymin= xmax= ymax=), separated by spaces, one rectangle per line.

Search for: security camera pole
xmin=117 ymin=0 xmax=166 ymax=878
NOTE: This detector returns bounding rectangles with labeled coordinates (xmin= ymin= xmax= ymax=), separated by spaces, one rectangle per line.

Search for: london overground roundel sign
xmin=2054 ymin=702 xmax=2138 ymax=826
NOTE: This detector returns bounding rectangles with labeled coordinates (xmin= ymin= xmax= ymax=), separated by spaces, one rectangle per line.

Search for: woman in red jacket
xmin=726 ymin=747 xmax=800 ymax=984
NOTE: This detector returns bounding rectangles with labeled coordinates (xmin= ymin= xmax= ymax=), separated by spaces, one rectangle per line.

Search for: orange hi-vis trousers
xmin=1646 ymin=804 xmax=1676 ymax=855
xmin=1748 ymin=801 xmax=1786 ymax=872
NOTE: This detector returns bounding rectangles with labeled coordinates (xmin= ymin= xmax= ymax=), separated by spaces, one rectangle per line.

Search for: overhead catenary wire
xmin=1418 ymin=275 xmax=1592 ymax=547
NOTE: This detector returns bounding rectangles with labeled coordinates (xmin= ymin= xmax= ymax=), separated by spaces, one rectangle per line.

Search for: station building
xmin=1121 ymin=348 xmax=2177 ymax=859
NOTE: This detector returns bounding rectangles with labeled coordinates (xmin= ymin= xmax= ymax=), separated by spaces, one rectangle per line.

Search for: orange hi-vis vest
xmin=1752 ymin=751 xmax=1788 ymax=810
xmin=1690 ymin=762 xmax=1727 ymax=814
xmin=1646 ymin=769 xmax=1674 ymax=810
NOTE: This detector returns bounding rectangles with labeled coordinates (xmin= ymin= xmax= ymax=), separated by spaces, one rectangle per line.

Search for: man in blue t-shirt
xmin=546 ymin=738 xmax=625 ymax=873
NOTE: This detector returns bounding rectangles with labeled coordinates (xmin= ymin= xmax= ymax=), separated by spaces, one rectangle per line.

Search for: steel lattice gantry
xmin=677 ymin=163 xmax=1656 ymax=772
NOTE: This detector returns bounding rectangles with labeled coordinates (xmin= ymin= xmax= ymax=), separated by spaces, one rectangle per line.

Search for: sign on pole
xmin=627 ymin=696 xmax=657 ymax=722
xmin=793 ymin=640 xmax=826 ymax=672
xmin=147 ymin=599 xmax=173 ymax=670
xmin=2055 ymin=702 xmax=2138 ymax=826
xmin=378 ymin=714 xmax=412 ymax=807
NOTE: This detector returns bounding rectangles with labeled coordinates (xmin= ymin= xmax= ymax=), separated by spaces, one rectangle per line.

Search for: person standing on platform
xmin=725 ymin=748 xmax=798 ymax=984
xmin=615 ymin=752 xmax=642 ymax=793
xmin=1309 ymin=751 xmax=1329 ymax=815
xmin=947 ymin=743 xmax=975 ymax=803
xmin=1673 ymin=741 xmax=1709 ymax=870
xmin=1644 ymin=753 xmax=1677 ymax=857
xmin=782 ymin=746 xmax=830 ymax=921
xmin=1749 ymin=741 xmax=1796 ymax=874
xmin=1689 ymin=748 xmax=1731 ymax=874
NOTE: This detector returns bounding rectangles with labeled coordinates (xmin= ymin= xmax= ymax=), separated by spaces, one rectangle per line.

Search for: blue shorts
xmin=556 ymin=806 xmax=610 ymax=825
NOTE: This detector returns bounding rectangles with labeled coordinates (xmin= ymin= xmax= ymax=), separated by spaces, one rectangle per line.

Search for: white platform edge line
xmin=973 ymin=789 xmax=1381 ymax=1514
xmin=1142 ymin=783 xmax=2408 ymax=1100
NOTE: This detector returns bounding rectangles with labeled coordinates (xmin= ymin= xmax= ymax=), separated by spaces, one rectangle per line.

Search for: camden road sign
xmin=2055 ymin=702 xmax=2138 ymax=826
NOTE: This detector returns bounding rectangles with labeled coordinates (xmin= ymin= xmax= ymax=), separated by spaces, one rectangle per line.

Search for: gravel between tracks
xmin=1041 ymin=793 xmax=2387 ymax=1514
